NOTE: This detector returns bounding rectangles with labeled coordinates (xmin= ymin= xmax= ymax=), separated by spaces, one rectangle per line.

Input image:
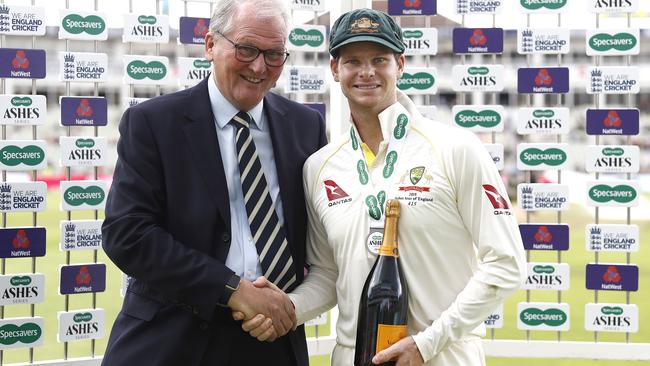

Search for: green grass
xmin=2 ymin=195 xmax=648 ymax=365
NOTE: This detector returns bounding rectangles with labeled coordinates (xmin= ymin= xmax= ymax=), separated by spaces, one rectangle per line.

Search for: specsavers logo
xmin=356 ymin=160 xmax=369 ymax=184
xmin=74 ymin=312 xmax=93 ymax=322
xmin=403 ymin=30 xmax=423 ymax=39
xmin=397 ymin=72 xmax=434 ymax=90
xmin=468 ymin=66 xmax=489 ymax=75
xmin=455 ymin=110 xmax=501 ymax=128
xmin=533 ymin=109 xmax=554 ymax=118
xmin=61 ymin=14 xmax=105 ymax=35
xmin=126 ymin=60 xmax=167 ymax=80
xmin=10 ymin=276 xmax=31 ymax=286
xmin=10 ymin=97 xmax=32 ymax=107
xmin=589 ymin=184 xmax=636 ymax=203
xmin=193 ymin=59 xmax=211 ymax=69
xmin=589 ymin=32 xmax=636 ymax=52
xmin=137 ymin=15 xmax=157 ymax=25
xmin=520 ymin=0 xmax=567 ymax=10
xmin=365 ymin=191 xmax=386 ymax=221
xmin=601 ymin=306 xmax=624 ymax=316
xmin=0 ymin=145 xmax=45 ymax=167
xmin=383 ymin=151 xmax=398 ymax=178
xmin=533 ymin=265 xmax=555 ymax=274
xmin=64 ymin=186 xmax=105 ymax=206
xmin=520 ymin=307 xmax=567 ymax=326
xmin=602 ymin=147 xmax=624 ymax=156
xmin=393 ymin=114 xmax=408 ymax=139
xmin=289 ymin=28 xmax=324 ymax=47
xmin=0 ymin=323 xmax=42 ymax=345
xmin=75 ymin=139 xmax=95 ymax=148
xmin=520 ymin=148 xmax=567 ymax=166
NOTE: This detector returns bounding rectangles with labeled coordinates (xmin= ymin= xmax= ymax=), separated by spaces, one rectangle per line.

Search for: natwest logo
xmin=12 ymin=50 xmax=29 ymax=69
xmin=11 ymin=229 xmax=30 ymax=249
xmin=603 ymin=265 xmax=621 ymax=283
xmin=194 ymin=18 xmax=208 ymax=37
xmin=534 ymin=226 xmax=552 ymax=242
xmin=586 ymin=263 xmax=638 ymax=291
xmin=405 ymin=0 xmax=422 ymax=8
xmin=470 ymin=29 xmax=487 ymax=45
xmin=76 ymin=99 xmax=93 ymax=118
xmin=604 ymin=110 xmax=621 ymax=127
xmin=535 ymin=68 xmax=552 ymax=86
xmin=75 ymin=266 xmax=92 ymax=285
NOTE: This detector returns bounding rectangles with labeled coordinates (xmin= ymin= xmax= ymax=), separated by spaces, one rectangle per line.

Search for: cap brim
xmin=330 ymin=36 xmax=403 ymax=56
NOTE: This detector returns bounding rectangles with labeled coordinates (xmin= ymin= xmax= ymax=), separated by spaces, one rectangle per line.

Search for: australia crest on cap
xmin=350 ymin=17 xmax=380 ymax=34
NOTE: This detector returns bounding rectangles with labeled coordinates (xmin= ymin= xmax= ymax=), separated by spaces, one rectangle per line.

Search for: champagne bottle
xmin=354 ymin=199 xmax=409 ymax=366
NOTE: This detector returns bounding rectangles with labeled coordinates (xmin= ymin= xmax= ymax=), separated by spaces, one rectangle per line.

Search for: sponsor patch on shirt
xmin=482 ymin=184 xmax=511 ymax=215
xmin=323 ymin=179 xmax=351 ymax=207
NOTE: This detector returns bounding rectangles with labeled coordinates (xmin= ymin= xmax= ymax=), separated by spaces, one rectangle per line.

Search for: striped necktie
xmin=231 ymin=111 xmax=297 ymax=291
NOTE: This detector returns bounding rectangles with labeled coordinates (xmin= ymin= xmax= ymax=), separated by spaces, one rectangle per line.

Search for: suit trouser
xmin=103 ymin=300 xmax=299 ymax=366
xmin=201 ymin=316 xmax=298 ymax=366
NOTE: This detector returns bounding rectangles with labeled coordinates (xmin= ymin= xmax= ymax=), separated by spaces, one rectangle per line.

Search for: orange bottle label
xmin=378 ymin=245 xmax=398 ymax=257
xmin=375 ymin=324 xmax=407 ymax=354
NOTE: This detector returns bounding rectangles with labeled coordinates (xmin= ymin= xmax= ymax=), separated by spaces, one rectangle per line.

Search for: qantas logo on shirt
xmin=482 ymin=184 xmax=511 ymax=215
xmin=324 ymin=180 xmax=352 ymax=207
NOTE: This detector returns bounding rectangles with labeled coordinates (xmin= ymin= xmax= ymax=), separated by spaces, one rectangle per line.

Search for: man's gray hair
xmin=209 ymin=0 xmax=290 ymax=39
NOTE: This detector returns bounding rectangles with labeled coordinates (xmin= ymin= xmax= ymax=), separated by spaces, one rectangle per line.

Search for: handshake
xmin=228 ymin=276 xmax=295 ymax=342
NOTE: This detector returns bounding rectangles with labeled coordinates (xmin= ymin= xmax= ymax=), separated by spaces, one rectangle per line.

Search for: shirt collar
xmin=208 ymin=75 xmax=265 ymax=130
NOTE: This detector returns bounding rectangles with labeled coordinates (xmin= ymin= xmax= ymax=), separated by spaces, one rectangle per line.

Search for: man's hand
xmin=228 ymin=276 xmax=295 ymax=337
xmin=372 ymin=336 xmax=424 ymax=366
xmin=232 ymin=311 xmax=278 ymax=341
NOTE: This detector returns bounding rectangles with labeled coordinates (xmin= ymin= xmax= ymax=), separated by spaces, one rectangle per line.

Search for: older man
xmin=101 ymin=0 xmax=326 ymax=365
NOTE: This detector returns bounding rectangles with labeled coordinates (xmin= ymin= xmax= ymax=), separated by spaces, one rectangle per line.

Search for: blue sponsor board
xmin=388 ymin=0 xmax=437 ymax=16
xmin=0 ymin=48 xmax=46 ymax=79
xmin=59 ymin=263 xmax=106 ymax=295
xmin=586 ymin=109 xmax=639 ymax=136
xmin=304 ymin=103 xmax=326 ymax=121
xmin=586 ymin=263 xmax=638 ymax=292
xmin=60 ymin=97 xmax=108 ymax=127
xmin=453 ymin=28 xmax=503 ymax=54
xmin=519 ymin=224 xmax=569 ymax=251
xmin=0 ymin=227 xmax=46 ymax=258
xmin=517 ymin=67 xmax=569 ymax=94
xmin=179 ymin=17 xmax=210 ymax=45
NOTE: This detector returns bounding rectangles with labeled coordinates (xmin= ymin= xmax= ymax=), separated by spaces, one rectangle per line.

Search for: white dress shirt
xmin=208 ymin=76 xmax=285 ymax=282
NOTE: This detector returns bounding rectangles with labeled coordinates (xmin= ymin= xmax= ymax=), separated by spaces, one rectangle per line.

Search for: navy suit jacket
xmin=101 ymin=76 xmax=327 ymax=366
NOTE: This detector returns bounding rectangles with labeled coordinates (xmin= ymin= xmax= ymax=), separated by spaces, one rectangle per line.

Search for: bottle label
xmin=375 ymin=324 xmax=407 ymax=354
xmin=378 ymin=245 xmax=399 ymax=257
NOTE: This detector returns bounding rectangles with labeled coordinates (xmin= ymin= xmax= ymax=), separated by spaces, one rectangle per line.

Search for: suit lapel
xmin=181 ymin=77 xmax=231 ymax=228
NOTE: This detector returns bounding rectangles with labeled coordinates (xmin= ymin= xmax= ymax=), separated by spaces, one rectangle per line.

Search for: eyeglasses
xmin=216 ymin=31 xmax=290 ymax=67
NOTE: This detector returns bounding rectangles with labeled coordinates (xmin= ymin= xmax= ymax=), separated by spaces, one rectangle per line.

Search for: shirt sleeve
xmin=288 ymin=157 xmax=338 ymax=325
xmin=412 ymin=131 xmax=526 ymax=362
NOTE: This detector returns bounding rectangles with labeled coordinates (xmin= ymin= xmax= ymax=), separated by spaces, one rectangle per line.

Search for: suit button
xmin=221 ymin=233 xmax=230 ymax=242
xmin=193 ymin=308 xmax=199 ymax=315
xmin=200 ymin=322 xmax=208 ymax=330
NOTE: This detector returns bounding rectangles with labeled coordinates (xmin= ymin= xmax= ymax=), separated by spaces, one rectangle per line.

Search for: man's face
xmin=204 ymin=5 xmax=286 ymax=111
xmin=330 ymin=42 xmax=404 ymax=116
